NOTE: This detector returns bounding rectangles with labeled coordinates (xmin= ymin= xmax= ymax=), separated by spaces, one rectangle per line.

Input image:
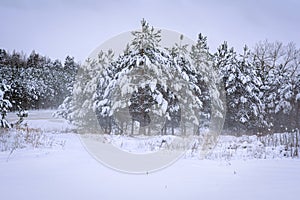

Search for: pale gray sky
xmin=0 ymin=0 xmax=299 ymax=62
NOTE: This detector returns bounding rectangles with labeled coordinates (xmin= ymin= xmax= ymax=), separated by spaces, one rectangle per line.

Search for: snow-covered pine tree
xmin=63 ymin=56 xmax=78 ymax=96
xmin=93 ymin=50 xmax=115 ymax=133
xmin=98 ymin=19 xmax=171 ymax=135
xmin=272 ymin=43 xmax=300 ymax=131
xmin=214 ymin=42 xmax=263 ymax=133
xmin=57 ymin=50 xmax=114 ymax=132
xmin=165 ymin=34 xmax=190 ymax=134
xmin=47 ymin=59 xmax=64 ymax=108
xmin=47 ymin=56 xmax=79 ymax=109
xmin=7 ymin=52 xmax=28 ymax=111
xmin=64 ymin=59 xmax=97 ymax=128
xmin=252 ymin=41 xmax=300 ymax=132
xmin=237 ymin=45 xmax=265 ymax=132
xmin=214 ymin=42 xmax=240 ymax=132
xmin=0 ymin=83 xmax=12 ymax=128
xmin=190 ymin=34 xmax=216 ymax=131
xmin=25 ymin=55 xmax=51 ymax=109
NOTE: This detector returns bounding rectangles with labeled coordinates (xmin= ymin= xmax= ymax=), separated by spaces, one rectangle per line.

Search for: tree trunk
xmin=131 ymin=119 xmax=134 ymax=136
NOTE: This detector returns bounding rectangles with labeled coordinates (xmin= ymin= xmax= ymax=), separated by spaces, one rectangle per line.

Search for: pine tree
xmin=214 ymin=42 xmax=240 ymax=131
xmin=63 ymin=56 xmax=78 ymax=95
xmin=93 ymin=50 xmax=115 ymax=133
xmin=237 ymin=45 xmax=264 ymax=132
xmin=57 ymin=50 xmax=114 ymax=132
xmin=0 ymin=83 xmax=12 ymax=128
xmin=214 ymin=43 xmax=263 ymax=133
xmin=252 ymin=41 xmax=300 ymax=132
xmin=190 ymin=34 xmax=215 ymax=131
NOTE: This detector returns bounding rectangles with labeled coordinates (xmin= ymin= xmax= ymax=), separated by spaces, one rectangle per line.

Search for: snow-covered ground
xmin=6 ymin=109 xmax=75 ymax=132
xmin=1 ymin=110 xmax=299 ymax=200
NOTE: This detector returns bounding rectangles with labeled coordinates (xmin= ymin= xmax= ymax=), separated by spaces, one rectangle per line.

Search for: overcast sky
xmin=0 ymin=0 xmax=299 ymax=62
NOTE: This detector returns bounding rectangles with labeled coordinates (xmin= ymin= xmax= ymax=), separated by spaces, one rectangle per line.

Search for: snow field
xmin=0 ymin=110 xmax=299 ymax=200
xmin=1 ymin=133 xmax=300 ymax=200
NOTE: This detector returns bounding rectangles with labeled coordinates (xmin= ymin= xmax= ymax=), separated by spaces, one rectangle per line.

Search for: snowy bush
xmin=196 ymin=130 xmax=300 ymax=160
xmin=0 ymin=126 xmax=66 ymax=153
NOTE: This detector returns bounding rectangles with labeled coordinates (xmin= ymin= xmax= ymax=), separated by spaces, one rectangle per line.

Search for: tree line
xmin=0 ymin=50 xmax=78 ymax=127
xmin=215 ymin=40 xmax=300 ymax=134
xmin=57 ymin=20 xmax=300 ymax=135
xmin=1 ymin=20 xmax=300 ymax=134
